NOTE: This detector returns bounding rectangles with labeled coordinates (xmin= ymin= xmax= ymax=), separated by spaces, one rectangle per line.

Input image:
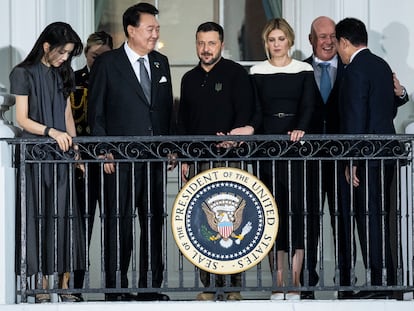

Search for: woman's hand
xmin=48 ymin=128 xmax=73 ymax=152
xmin=229 ymin=125 xmax=255 ymax=136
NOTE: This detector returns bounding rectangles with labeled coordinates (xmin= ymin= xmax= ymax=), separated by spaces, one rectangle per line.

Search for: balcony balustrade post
xmin=0 ymin=93 xmax=19 ymax=304
xmin=403 ymin=122 xmax=414 ymax=288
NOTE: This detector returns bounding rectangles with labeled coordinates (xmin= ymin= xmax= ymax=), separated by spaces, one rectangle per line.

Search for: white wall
xmin=3 ymin=0 xmax=413 ymax=132
xmin=1 ymin=0 xmax=94 ymax=92
xmin=284 ymin=0 xmax=414 ymax=133
xmin=0 ymin=0 xmax=94 ymax=124
xmin=0 ymin=0 xmax=11 ymax=92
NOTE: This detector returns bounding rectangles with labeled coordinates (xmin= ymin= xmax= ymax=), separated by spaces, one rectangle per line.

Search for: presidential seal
xmin=171 ymin=167 xmax=278 ymax=274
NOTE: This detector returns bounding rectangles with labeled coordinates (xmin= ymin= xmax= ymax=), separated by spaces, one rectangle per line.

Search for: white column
xmin=0 ymin=93 xmax=19 ymax=304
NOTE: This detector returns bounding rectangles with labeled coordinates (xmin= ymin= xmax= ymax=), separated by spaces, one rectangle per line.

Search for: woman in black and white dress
xmin=250 ymin=17 xmax=316 ymax=300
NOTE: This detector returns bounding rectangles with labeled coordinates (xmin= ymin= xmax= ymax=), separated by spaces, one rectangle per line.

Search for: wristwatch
xmin=400 ymin=86 xmax=407 ymax=98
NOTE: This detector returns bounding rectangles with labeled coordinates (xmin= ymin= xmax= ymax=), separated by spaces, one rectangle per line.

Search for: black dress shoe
xmin=352 ymin=290 xmax=393 ymax=299
xmin=105 ymin=293 xmax=138 ymax=301
xmin=136 ymin=293 xmax=170 ymax=301
xmin=300 ymin=291 xmax=315 ymax=300
xmin=392 ymin=290 xmax=410 ymax=300
xmin=339 ymin=290 xmax=393 ymax=300
xmin=60 ymin=293 xmax=82 ymax=302
xmin=73 ymin=293 xmax=84 ymax=302
xmin=337 ymin=291 xmax=355 ymax=299
xmin=105 ymin=293 xmax=118 ymax=301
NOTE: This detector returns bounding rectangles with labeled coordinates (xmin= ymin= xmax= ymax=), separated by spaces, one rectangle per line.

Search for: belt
xmin=273 ymin=113 xmax=296 ymax=118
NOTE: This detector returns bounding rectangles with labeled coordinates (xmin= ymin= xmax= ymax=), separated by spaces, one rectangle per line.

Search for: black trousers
xmin=339 ymin=162 xmax=396 ymax=286
xmin=104 ymin=162 xmax=165 ymax=289
xmin=302 ymin=160 xmax=352 ymax=287
xmin=260 ymin=160 xmax=304 ymax=252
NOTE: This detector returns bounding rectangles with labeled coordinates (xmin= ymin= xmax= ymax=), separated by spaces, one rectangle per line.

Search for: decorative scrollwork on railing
xmin=24 ymin=142 xmax=79 ymax=161
xmin=341 ymin=139 xmax=410 ymax=159
xmin=11 ymin=135 xmax=413 ymax=164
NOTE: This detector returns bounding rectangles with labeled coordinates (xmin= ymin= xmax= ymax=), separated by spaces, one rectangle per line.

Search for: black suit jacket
xmin=74 ymin=65 xmax=89 ymax=88
xmin=304 ymin=55 xmax=345 ymax=134
xmin=88 ymin=45 xmax=173 ymax=137
xmin=338 ymin=49 xmax=395 ymax=135
xmin=71 ymin=66 xmax=90 ymax=136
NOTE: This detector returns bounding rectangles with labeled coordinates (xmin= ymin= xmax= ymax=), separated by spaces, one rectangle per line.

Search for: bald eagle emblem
xmin=201 ymin=192 xmax=252 ymax=248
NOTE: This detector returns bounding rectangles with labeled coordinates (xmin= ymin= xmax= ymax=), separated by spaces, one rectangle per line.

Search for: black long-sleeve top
xmin=178 ymin=58 xmax=254 ymax=135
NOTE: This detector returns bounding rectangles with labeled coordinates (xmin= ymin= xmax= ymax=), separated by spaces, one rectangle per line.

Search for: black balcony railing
xmin=8 ymin=134 xmax=414 ymax=302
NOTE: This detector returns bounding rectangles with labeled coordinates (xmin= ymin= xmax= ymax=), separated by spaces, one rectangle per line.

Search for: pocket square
xmin=159 ymin=76 xmax=167 ymax=83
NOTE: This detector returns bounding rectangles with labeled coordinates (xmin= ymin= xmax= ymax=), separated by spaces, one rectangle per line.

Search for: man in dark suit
xmin=302 ymin=16 xmax=408 ymax=300
xmin=302 ymin=16 xmax=347 ymax=300
xmin=88 ymin=2 xmax=172 ymax=301
xmin=335 ymin=17 xmax=401 ymax=299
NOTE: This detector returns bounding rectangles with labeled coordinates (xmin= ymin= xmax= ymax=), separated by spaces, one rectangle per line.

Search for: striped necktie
xmin=138 ymin=57 xmax=151 ymax=104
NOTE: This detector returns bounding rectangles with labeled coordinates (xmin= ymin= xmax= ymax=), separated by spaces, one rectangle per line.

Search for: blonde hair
xmin=262 ymin=18 xmax=295 ymax=60
xmin=84 ymin=31 xmax=113 ymax=54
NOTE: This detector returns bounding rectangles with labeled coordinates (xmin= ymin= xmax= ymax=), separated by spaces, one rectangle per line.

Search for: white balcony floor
xmin=2 ymin=298 xmax=414 ymax=311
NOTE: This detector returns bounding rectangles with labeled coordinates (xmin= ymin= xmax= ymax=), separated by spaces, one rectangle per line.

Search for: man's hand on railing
xmin=98 ymin=152 xmax=115 ymax=174
xmin=73 ymin=145 xmax=85 ymax=175
xmin=215 ymin=132 xmax=238 ymax=149
xmin=181 ymin=163 xmax=189 ymax=183
xmin=167 ymin=153 xmax=178 ymax=171
xmin=345 ymin=165 xmax=360 ymax=187
xmin=287 ymin=129 xmax=305 ymax=142
xmin=216 ymin=126 xmax=255 ymax=148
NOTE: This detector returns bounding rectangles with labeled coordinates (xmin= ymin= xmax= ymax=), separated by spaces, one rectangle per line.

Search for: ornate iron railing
xmin=8 ymin=134 xmax=414 ymax=302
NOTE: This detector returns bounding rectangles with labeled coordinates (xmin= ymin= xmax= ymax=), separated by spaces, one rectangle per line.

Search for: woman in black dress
xmin=250 ymin=18 xmax=316 ymax=300
xmin=10 ymin=22 xmax=85 ymax=303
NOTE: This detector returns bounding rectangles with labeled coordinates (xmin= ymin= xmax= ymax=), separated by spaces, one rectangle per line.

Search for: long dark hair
xmin=18 ymin=22 xmax=83 ymax=98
